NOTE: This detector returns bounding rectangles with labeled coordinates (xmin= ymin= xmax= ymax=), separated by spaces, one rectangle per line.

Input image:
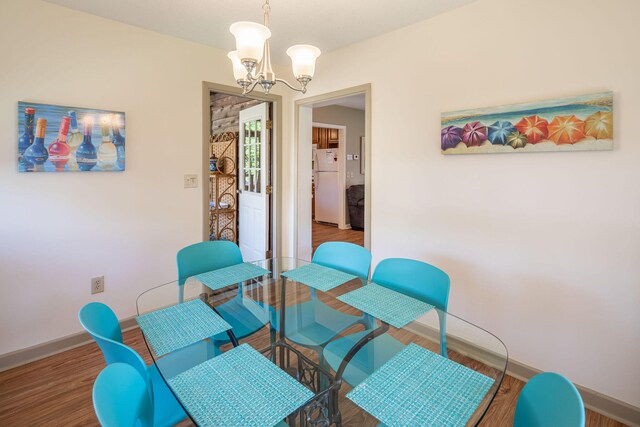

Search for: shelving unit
xmin=209 ymin=132 xmax=238 ymax=242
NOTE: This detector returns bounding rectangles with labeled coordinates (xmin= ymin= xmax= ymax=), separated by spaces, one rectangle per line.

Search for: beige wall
xmin=286 ymin=0 xmax=640 ymax=407
xmin=0 ymin=0 xmax=293 ymax=355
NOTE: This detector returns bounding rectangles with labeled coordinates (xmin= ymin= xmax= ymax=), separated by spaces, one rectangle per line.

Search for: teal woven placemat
xmin=168 ymin=343 xmax=314 ymax=427
xmin=347 ymin=343 xmax=494 ymax=427
xmin=136 ymin=299 xmax=232 ymax=357
xmin=337 ymin=283 xmax=434 ymax=328
xmin=281 ymin=263 xmax=357 ymax=292
xmin=195 ymin=262 xmax=270 ymax=291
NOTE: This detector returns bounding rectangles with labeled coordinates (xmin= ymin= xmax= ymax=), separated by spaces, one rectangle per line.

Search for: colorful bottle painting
xmin=23 ymin=118 xmax=49 ymax=171
xmin=66 ymin=111 xmax=83 ymax=171
xmin=18 ymin=107 xmax=36 ymax=170
xmin=97 ymin=119 xmax=117 ymax=170
xmin=76 ymin=118 xmax=97 ymax=171
xmin=48 ymin=116 xmax=71 ymax=171
xmin=110 ymin=114 xmax=125 ymax=170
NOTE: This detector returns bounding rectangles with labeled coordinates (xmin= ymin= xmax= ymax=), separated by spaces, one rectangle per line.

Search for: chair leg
xmin=362 ymin=313 xmax=376 ymax=329
xmin=437 ymin=309 xmax=448 ymax=357
xmin=270 ymin=326 xmax=277 ymax=345
xmin=210 ymin=341 xmax=222 ymax=358
xmin=178 ymin=285 xmax=184 ymax=304
xmin=317 ymin=349 xmax=331 ymax=390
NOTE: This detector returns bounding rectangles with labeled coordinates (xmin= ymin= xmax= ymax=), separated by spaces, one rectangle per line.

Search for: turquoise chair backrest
xmin=371 ymin=258 xmax=450 ymax=311
xmin=78 ymin=302 xmax=150 ymax=385
xmin=177 ymin=241 xmax=244 ymax=286
xmin=93 ymin=363 xmax=154 ymax=427
xmin=514 ymin=372 xmax=585 ymax=427
xmin=312 ymin=242 xmax=372 ymax=281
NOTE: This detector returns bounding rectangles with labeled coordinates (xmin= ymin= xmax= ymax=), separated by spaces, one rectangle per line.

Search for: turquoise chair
xmin=177 ymin=241 xmax=269 ymax=353
xmin=79 ymin=302 xmax=188 ymax=427
xmin=93 ymin=363 xmax=155 ymax=427
xmin=271 ymin=242 xmax=372 ymax=370
xmin=323 ymin=258 xmax=450 ymax=387
xmin=514 ymin=372 xmax=585 ymax=427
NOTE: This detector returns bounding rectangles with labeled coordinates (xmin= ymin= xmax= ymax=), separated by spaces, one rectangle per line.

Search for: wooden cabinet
xmin=328 ymin=128 xmax=339 ymax=144
xmin=313 ymin=127 xmax=339 ymax=149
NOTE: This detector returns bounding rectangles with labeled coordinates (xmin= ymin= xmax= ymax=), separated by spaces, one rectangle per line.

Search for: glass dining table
xmin=136 ymin=258 xmax=508 ymax=427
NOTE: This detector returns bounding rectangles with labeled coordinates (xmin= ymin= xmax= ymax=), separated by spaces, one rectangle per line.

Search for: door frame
xmin=294 ymin=84 xmax=372 ymax=260
xmin=202 ymin=82 xmax=283 ymax=258
xmin=312 ymin=122 xmax=348 ymax=229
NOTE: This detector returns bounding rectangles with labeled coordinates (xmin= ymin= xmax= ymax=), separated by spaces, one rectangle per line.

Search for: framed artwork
xmin=17 ymin=101 xmax=125 ymax=172
xmin=441 ymin=91 xmax=613 ymax=155
xmin=360 ymin=136 xmax=365 ymax=174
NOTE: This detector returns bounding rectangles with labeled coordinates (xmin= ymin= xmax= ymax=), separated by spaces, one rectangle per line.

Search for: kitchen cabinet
xmin=313 ymin=127 xmax=339 ymax=149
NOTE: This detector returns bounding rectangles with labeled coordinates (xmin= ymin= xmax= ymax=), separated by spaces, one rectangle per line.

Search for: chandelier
xmin=227 ymin=0 xmax=321 ymax=95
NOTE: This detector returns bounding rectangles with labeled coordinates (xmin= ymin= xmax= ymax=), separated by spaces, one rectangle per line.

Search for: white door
xmin=238 ymin=103 xmax=270 ymax=262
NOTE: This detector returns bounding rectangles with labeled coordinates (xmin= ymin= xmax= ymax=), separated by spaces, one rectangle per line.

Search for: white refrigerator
xmin=314 ymin=148 xmax=340 ymax=224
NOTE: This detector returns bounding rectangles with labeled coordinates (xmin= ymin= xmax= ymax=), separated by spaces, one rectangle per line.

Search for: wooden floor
xmin=312 ymin=222 xmax=364 ymax=253
xmin=0 ymin=325 xmax=626 ymax=427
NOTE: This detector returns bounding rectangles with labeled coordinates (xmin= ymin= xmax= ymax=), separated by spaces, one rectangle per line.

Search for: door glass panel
xmin=242 ymin=119 xmax=262 ymax=194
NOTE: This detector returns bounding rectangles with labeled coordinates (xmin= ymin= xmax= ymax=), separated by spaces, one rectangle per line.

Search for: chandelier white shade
xmin=227 ymin=51 xmax=248 ymax=81
xmin=229 ymin=21 xmax=271 ymax=65
xmin=228 ymin=0 xmax=320 ymax=95
xmin=286 ymin=45 xmax=321 ymax=79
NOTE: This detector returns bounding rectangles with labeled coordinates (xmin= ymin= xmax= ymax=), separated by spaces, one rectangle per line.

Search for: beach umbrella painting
xmin=488 ymin=121 xmax=516 ymax=145
xmin=462 ymin=122 xmax=488 ymax=146
xmin=441 ymin=126 xmax=464 ymax=150
xmin=515 ymin=115 xmax=549 ymax=143
xmin=547 ymin=115 xmax=585 ymax=144
xmin=507 ymin=131 xmax=528 ymax=149
xmin=584 ymin=111 xmax=613 ymax=139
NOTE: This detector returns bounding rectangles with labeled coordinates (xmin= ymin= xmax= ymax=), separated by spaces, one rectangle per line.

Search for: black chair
xmin=347 ymin=185 xmax=365 ymax=230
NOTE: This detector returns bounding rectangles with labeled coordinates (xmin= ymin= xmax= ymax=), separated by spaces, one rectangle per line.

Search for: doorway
xmin=295 ymin=85 xmax=371 ymax=261
xmin=203 ymin=83 xmax=282 ymax=261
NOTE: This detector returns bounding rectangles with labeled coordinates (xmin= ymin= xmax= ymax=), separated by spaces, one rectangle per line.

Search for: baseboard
xmin=405 ymin=322 xmax=640 ymax=427
xmin=0 ymin=316 xmax=138 ymax=373
xmin=2 ymin=318 xmax=638 ymax=426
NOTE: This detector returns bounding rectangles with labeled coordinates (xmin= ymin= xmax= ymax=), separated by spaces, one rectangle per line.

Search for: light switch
xmin=347 ymin=154 xmax=353 ymax=160
xmin=184 ymin=174 xmax=198 ymax=188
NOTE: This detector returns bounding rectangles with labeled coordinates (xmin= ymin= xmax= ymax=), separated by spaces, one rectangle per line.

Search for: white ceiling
xmin=313 ymin=94 xmax=366 ymax=111
xmin=43 ymin=0 xmax=476 ymax=64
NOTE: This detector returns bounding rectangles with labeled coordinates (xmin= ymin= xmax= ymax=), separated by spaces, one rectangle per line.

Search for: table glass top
xmin=136 ymin=258 xmax=508 ymax=427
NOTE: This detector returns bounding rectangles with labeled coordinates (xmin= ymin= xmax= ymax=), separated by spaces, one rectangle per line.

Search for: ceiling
xmin=43 ymin=0 xmax=476 ymax=64
xmin=313 ymin=94 xmax=366 ymax=111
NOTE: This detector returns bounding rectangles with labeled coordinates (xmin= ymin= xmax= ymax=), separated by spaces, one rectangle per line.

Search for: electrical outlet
xmin=91 ymin=276 xmax=104 ymax=294
xmin=184 ymin=174 xmax=198 ymax=188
